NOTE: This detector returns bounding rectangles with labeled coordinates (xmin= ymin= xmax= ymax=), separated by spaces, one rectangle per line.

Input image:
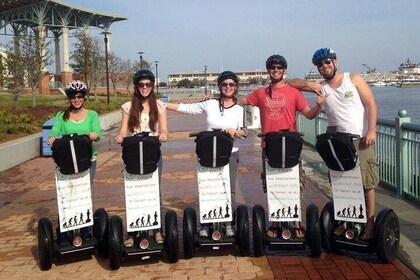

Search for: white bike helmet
xmin=65 ymin=80 xmax=88 ymax=96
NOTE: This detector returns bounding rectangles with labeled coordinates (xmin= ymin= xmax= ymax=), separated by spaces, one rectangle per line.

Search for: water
xmin=303 ymin=86 xmax=420 ymax=125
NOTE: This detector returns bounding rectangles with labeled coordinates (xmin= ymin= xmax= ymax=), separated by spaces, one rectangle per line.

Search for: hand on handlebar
xmin=88 ymin=132 xmax=98 ymax=141
xmin=158 ymin=133 xmax=167 ymax=143
xmin=47 ymin=137 xmax=56 ymax=146
xmin=115 ymin=134 xmax=124 ymax=144
xmin=223 ymin=128 xmax=236 ymax=137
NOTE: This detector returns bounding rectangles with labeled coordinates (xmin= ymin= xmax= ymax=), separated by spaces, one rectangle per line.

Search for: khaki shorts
xmin=354 ymin=138 xmax=379 ymax=190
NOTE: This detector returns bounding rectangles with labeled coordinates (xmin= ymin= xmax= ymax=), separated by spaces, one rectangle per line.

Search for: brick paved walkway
xmin=0 ymin=110 xmax=418 ymax=279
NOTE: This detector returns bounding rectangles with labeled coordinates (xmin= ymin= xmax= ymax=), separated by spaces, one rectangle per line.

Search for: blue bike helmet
xmin=217 ymin=71 xmax=239 ymax=86
xmin=266 ymin=54 xmax=288 ymax=69
xmin=312 ymin=48 xmax=337 ymax=66
xmin=133 ymin=69 xmax=155 ymax=85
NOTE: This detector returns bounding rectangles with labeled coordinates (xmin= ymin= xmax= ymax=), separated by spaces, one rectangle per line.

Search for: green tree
xmin=3 ymin=31 xmax=51 ymax=106
xmin=0 ymin=52 xmax=6 ymax=89
xmin=22 ymin=32 xmax=52 ymax=107
xmin=177 ymin=78 xmax=192 ymax=88
xmin=121 ymin=58 xmax=134 ymax=95
xmin=248 ymin=77 xmax=258 ymax=85
xmin=108 ymin=52 xmax=124 ymax=99
xmin=70 ymin=30 xmax=102 ymax=99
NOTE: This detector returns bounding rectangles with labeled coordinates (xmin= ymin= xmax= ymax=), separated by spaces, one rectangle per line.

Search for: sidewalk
xmin=0 ymin=109 xmax=418 ymax=279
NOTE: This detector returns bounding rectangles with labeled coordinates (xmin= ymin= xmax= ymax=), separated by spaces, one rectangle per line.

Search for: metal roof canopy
xmin=0 ymin=0 xmax=127 ymax=35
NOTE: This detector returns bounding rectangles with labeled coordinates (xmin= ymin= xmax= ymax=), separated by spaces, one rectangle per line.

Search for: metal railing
xmin=296 ymin=109 xmax=420 ymax=202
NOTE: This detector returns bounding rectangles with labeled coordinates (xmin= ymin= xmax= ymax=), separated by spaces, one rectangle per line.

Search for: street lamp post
xmin=138 ymin=51 xmax=144 ymax=69
xmin=101 ymin=31 xmax=111 ymax=104
xmin=154 ymin=60 xmax=159 ymax=95
xmin=204 ymin=65 xmax=208 ymax=96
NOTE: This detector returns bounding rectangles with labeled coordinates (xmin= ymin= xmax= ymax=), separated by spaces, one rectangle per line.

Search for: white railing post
xmin=247 ymin=106 xmax=261 ymax=129
xmin=395 ymin=109 xmax=411 ymax=197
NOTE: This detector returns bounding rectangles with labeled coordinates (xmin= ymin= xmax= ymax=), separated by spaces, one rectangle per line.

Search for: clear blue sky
xmin=4 ymin=0 xmax=420 ymax=81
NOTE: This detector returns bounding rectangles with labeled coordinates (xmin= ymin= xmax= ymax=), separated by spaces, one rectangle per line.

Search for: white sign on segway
xmin=55 ymin=169 xmax=93 ymax=232
xmin=124 ymin=170 xmax=161 ymax=232
xmin=197 ymin=164 xmax=232 ymax=224
xmin=330 ymin=166 xmax=367 ymax=223
xmin=266 ymin=164 xmax=301 ymax=222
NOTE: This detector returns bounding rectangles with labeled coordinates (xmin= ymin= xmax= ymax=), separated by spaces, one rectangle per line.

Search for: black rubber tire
xmin=320 ymin=201 xmax=337 ymax=252
xmin=236 ymin=204 xmax=250 ymax=256
xmin=93 ymin=208 xmax=109 ymax=258
xmin=182 ymin=207 xmax=196 ymax=259
xmin=306 ymin=204 xmax=322 ymax=257
xmin=164 ymin=210 xmax=179 ymax=263
xmin=108 ymin=215 xmax=123 ymax=270
xmin=375 ymin=209 xmax=400 ymax=263
xmin=252 ymin=204 xmax=266 ymax=257
xmin=38 ymin=217 xmax=54 ymax=271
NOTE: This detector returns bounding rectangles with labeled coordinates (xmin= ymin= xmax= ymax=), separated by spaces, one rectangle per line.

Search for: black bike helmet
xmin=217 ymin=71 xmax=239 ymax=86
xmin=312 ymin=48 xmax=337 ymax=66
xmin=266 ymin=54 xmax=288 ymax=69
xmin=133 ymin=69 xmax=155 ymax=85
xmin=64 ymin=80 xmax=88 ymax=96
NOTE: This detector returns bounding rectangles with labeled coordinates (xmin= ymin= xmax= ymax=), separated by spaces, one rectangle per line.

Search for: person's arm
xmin=351 ymin=73 xmax=377 ymax=146
xmin=88 ymin=111 xmax=102 ymax=142
xmin=237 ymin=96 xmax=249 ymax=105
xmin=300 ymin=93 xmax=326 ymax=119
xmin=175 ymin=101 xmax=206 ymax=115
xmin=223 ymin=126 xmax=247 ymax=138
xmin=158 ymin=109 xmax=168 ymax=143
xmin=287 ymin=78 xmax=323 ymax=95
xmin=115 ymin=110 xmax=129 ymax=144
xmin=47 ymin=112 xmax=63 ymax=145
xmin=165 ymin=102 xmax=179 ymax=111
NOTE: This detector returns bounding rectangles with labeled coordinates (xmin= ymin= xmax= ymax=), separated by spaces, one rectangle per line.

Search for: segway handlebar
xmin=189 ymin=128 xmax=227 ymax=138
xmin=258 ymin=130 xmax=304 ymax=138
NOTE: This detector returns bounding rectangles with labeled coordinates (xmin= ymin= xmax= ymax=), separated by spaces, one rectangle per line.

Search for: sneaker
xmin=124 ymin=236 xmax=134 ymax=247
xmin=225 ymin=225 xmax=235 ymax=237
xmin=155 ymin=232 xmax=164 ymax=244
xmin=199 ymin=226 xmax=209 ymax=238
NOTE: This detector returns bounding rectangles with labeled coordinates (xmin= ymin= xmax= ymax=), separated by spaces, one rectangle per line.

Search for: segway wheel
xmin=93 ymin=208 xmax=109 ymax=258
xmin=164 ymin=210 xmax=179 ymax=263
xmin=38 ymin=217 xmax=54 ymax=271
xmin=108 ymin=216 xmax=123 ymax=270
xmin=252 ymin=205 xmax=266 ymax=257
xmin=306 ymin=204 xmax=321 ymax=257
xmin=182 ymin=207 xmax=196 ymax=259
xmin=320 ymin=201 xmax=337 ymax=252
xmin=375 ymin=209 xmax=400 ymax=263
xmin=236 ymin=204 xmax=250 ymax=256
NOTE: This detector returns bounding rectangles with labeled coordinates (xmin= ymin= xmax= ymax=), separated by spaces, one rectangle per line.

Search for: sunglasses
xmin=138 ymin=82 xmax=153 ymax=88
xmin=221 ymin=82 xmax=237 ymax=88
xmin=268 ymin=65 xmax=284 ymax=70
xmin=316 ymin=58 xmax=333 ymax=68
xmin=69 ymin=95 xmax=85 ymax=100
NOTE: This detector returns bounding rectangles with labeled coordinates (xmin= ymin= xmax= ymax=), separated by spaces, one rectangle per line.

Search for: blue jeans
xmin=90 ymin=159 xmax=97 ymax=185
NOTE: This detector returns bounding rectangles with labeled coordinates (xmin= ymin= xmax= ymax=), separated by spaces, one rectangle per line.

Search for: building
xmin=168 ymin=70 xmax=270 ymax=87
xmin=0 ymin=47 xmax=13 ymax=90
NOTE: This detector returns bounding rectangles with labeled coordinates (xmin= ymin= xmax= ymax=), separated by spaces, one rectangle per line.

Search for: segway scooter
xmin=316 ymin=129 xmax=400 ymax=263
xmin=183 ymin=130 xmax=250 ymax=258
xmin=252 ymin=131 xmax=322 ymax=257
xmin=108 ymin=132 xmax=178 ymax=270
xmin=37 ymin=134 xmax=109 ymax=271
